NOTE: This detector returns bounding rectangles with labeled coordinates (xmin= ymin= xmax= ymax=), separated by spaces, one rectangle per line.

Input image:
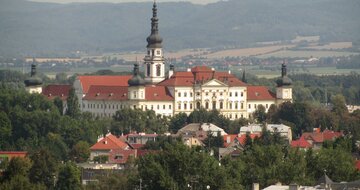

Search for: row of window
xmin=177 ymin=102 xmax=246 ymax=110
xmin=177 ymin=91 xmax=244 ymax=98
xmin=84 ymin=103 xmax=172 ymax=112
xmin=248 ymin=103 xmax=270 ymax=109
xmin=86 ymin=103 xmax=125 ymax=110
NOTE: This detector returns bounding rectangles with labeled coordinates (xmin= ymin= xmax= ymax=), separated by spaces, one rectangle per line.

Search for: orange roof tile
xmin=108 ymin=149 xmax=136 ymax=164
xmin=145 ymin=86 xmax=174 ymax=101
xmin=303 ymin=132 xmax=324 ymax=143
xmin=323 ymin=130 xmax=343 ymax=141
xmin=90 ymin=134 xmax=128 ymax=150
xmin=223 ymin=134 xmax=238 ymax=148
xmin=78 ymin=75 xmax=132 ymax=94
xmin=158 ymin=66 xmax=246 ymax=87
xmin=247 ymin=86 xmax=276 ymax=100
xmin=236 ymin=134 xmax=260 ymax=145
xmin=291 ymin=136 xmax=312 ymax=148
xmin=83 ymin=85 xmax=128 ymax=101
xmin=356 ymin=160 xmax=360 ymax=170
xmin=42 ymin=84 xmax=72 ymax=100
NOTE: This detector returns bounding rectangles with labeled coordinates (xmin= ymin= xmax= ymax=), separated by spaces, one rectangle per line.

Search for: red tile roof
xmin=145 ymin=86 xmax=174 ymax=101
xmin=323 ymin=130 xmax=343 ymax=141
xmin=83 ymin=85 xmax=128 ymax=101
xmin=303 ymin=132 xmax=324 ymax=143
xmin=108 ymin=149 xmax=136 ymax=164
xmin=158 ymin=66 xmax=246 ymax=87
xmin=90 ymin=134 xmax=129 ymax=150
xmin=356 ymin=160 xmax=360 ymax=170
xmin=223 ymin=134 xmax=238 ymax=148
xmin=42 ymin=84 xmax=72 ymax=100
xmin=247 ymin=86 xmax=276 ymax=100
xmin=128 ymin=144 xmax=145 ymax=149
xmin=236 ymin=134 xmax=261 ymax=146
xmin=78 ymin=75 xmax=132 ymax=94
xmin=0 ymin=151 xmax=27 ymax=159
xmin=291 ymin=136 xmax=312 ymax=148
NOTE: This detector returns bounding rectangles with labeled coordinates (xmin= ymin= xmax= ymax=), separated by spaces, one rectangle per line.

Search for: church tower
xmin=276 ymin=61 xmax=293 ymax=104
xmin=144 ymin=1 xmax=165 ymax=84
xmin=24 ymin=59 xmax=43 ymax=94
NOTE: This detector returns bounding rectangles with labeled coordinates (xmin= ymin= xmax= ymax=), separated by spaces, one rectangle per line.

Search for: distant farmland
xmin=204 ymin=45 xmax=295 ymax=59
xmin=256 ymin=50 xmax=359 ymax=59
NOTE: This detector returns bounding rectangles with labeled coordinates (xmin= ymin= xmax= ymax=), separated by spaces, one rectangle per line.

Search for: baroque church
xmin=27 ymin=2 xmax=292 ymax=119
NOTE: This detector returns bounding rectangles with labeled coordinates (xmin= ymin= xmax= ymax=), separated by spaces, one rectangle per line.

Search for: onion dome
xmin=276 ymin=62 xmax=292 ymax=87
xmin=146 ymin=1 xmax=163 ymax=48
xmin=128 ymin=63 xmax=145 ymax=86
xmin=24 ymin=64 xmax=43 ymax=87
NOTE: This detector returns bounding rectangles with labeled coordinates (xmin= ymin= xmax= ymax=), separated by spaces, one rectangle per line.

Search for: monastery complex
xmin=25 ymin=2 xmax=293 ymax=120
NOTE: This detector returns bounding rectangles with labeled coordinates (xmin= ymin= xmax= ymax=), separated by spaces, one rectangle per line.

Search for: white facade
xmin=144 ymin=48 xmax=165 ymax=84
xmin=25 ymin=86 xmax=42 ymax=94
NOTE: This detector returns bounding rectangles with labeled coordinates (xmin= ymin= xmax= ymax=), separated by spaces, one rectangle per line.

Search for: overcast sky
xmin=28 ymin=0 xmax=221 ymax=5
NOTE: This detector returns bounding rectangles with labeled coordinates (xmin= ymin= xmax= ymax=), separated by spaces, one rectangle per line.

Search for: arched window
xmin=196 ymin=102 xmax=201 ymax=109
xmin=147 ymin=64 xmax=151 ymax=76
xmin=156 ymin=64 xmax=161 ymax=76
xmin=212 ymin=101 xmax=216 ymax=109
xmin=205 ymin=102 xmax=209 ymax=109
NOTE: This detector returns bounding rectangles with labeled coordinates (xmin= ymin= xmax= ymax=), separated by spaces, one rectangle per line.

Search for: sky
xmin=28 ymin=0 xmax=221 ymax=5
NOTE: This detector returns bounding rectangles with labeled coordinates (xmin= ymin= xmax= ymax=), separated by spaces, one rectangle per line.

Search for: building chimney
xmin=252 ymin=183 xmax=259 ymax=190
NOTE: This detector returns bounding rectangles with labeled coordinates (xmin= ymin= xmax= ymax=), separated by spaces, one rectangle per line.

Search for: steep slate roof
xmin=83 ymin=85 xmax=128 ymax=101
xmin=247 ymin=86 xmax=276 ymax=100
xmin=290 ymin=136 xmax=312 ymax=148
xmin=90 ymin=134 xmax=128 ymax=150
xmin=158 ymin=66 xmax=247 ymax=87
xmin=145 ymin=86 xmax=174 ymax=101
xmin=42 ymin=84 xmax=72 ymax=100
xmin=77 ymin=75 xmax=132 ymax=94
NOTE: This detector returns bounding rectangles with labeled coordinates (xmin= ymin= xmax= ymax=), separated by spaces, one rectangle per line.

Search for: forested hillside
xmin=0 ymin=0 xmax=359 ymax=56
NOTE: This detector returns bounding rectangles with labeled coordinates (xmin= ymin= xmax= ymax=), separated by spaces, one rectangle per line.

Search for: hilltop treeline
xmin=0 ymin=0 xmax=360 ymax=56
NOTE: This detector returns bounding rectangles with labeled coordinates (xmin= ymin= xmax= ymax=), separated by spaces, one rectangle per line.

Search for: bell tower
xmin=144 ymin=1 xmax=165 ymax=84
xmin=276 ymin=61 xmax=293 ymax=104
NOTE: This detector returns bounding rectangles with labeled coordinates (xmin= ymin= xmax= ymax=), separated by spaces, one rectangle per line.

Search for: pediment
xmin=202 ymin=79 xmax=228 ymax=87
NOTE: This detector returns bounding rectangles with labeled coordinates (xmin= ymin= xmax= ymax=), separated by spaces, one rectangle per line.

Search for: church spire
xmin=146 ymin=0 xmax=163 ymax=48
xmin=281 ymin=60 xmax=287 ymax=77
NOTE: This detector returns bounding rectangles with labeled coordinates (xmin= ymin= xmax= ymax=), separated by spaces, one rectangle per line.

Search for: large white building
xmin=73 ymin=2 xmax=293 ymax=119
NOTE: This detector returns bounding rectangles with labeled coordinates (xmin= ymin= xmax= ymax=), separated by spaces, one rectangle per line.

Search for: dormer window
xmin=156 ymin=50 xmax=161 ymax=55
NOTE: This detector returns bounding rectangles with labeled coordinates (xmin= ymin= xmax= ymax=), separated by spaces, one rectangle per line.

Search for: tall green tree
xmin=169 ymin=112 xmax=188 ymax=133
xmin=70 ymin=141 xmax=90 ymax=163
xmin=65 ymin=88 xmax=80 ymax=118
xmin=55 ymin=162 xmax=81 ymax=190
xmin=0 ymin=111 xmax=12 ymax=149
xmin=29 ymin=149 xmax=59 ymax=189
xmin=331 ymin=94 xmax=348 ymax=117
xmin=253 ymin=104 xmax=266 ymax=123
